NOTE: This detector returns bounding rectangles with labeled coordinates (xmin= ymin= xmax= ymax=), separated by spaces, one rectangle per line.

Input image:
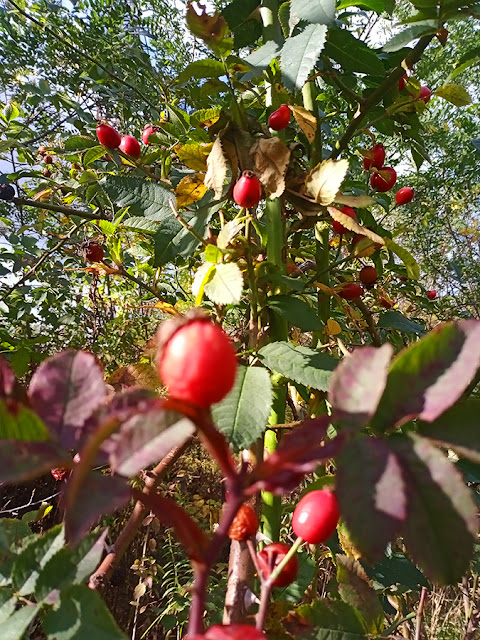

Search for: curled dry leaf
xmin=305 ymin=158 xmax=349 ymax=206
xmin=290 ymin=105 xmax=317 ymax=142
xmin=252 ymin=137 xmax=291 ymax=199
xmin=328 ymin=206 xmax=385 ymax=246
xmin=205 ymin=137 xmax=229 ymax=200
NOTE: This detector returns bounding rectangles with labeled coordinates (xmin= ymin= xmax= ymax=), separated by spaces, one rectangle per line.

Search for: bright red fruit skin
xmin=332 ymin=206 xmax=356 ymax=234
xmin=51 ymin=467 xmax=68 ymax=481
xmin=85 ymin=242 xmax=104 ymax=263
xmin=339 ymin=282 xmax=363 ymax=301
xmin=398 ymin=74 xmax=407 ymax=91
xmin=233 ymin=171 xmax=262 ymax=208
xmin=419 ymin=86 xmax=431 ymax=104
xmin=158 ymin=318 xmax=237 ymax=408
xmin=142 ymin=125 xmax=157 ymax=145
xmin=96 ymin=123 xmax=121 ymax=149
xmin=292 ymin=490 xmax=340 ymax=544
xmin=119 ymin=135 xmax=141 ymax=158
xmin=268 ymin=104 xmax=290 ymax=131
xmin=257 ymin=542 xmax=299 ymax=588
xmin=427 ymin=290 xmax=437 ymax=300
xmin=399 ymin=275 xmax=407 ymax=282
xmin=370 ymin=167 xmax=397 ymax=192
xmin=395 ymin=187 xmax=414 ymax=205
xmin=363 ymin=143 xmax=385 ymax=170
xmin=359 ymin=266 xmax=378 ymax=286
xmin=191 ymin=625 xmax=266 ymax=640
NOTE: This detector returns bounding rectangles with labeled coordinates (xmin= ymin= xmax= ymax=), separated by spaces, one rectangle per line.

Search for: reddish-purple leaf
xmin=329 ymin=344 xmax=393 ymax=429
xmin=372 ymin=320 xmax=480 ymax=432
xmin=247 ymin=416 xmax=343 ymax=495
xmin=391 ymin=433 xmax=478 ymax=584
xmin=29 ymin=350 xmax=107 ymax=444
xmin=132 ymin=489 xmax=209 ymax=563
xmin=108 ymin=401 xmax=195 ymax=476
xmin=0 ymin=440 xmax=68 ymax=484
xmin=336 ymin=436 xmax=406 ymax=559
xmin=63 ymin=472 xmax=131 ymax=544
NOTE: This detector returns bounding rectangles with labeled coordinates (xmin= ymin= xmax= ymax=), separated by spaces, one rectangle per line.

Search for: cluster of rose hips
xmin=38 ymin=145 xmax=54 ymax=177
xmin=96 ymin=122 xmax=159 ymax=158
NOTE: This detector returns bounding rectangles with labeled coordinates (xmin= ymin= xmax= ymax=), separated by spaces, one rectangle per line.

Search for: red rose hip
xmin=96 ymin=123 xmax=122 ymax=149
xmin=268 ymin=104 xmax=290 ymax=131
xmin=363 ymin=143 xmax=385 ymax=170
xmin=142 ymin=124 xmax=158 ymax=145
xmin=395 ymin=187 xmax=414 ymax=205
xmin=332 ymin=206 xmax=356 ymax=235
xmin=292 ymin=490 xmax=340 ymax=544
xmin=359 ymin=266 xmax=378 ymax=286
xmin=119 ymin=135 xmax=141 ymax=158
xmin=233 ymin=171 xmax=262 ymax=208
xmin=84 ymin=241 xmax=104 ymax=263
xmin=370 ymin=166 xmax=397 ymax=192
xmin=157 ymin=316 xmax=237 ymax=408
xmin=427 ymin=290 xmax=437 ymax=300
xmin=339 ymin=282 xmax=363 ymax=301
xmin=419 ymin=85 xmax=431 ymax=104
xmin=257 ymin=542 xmax=299 ymax=587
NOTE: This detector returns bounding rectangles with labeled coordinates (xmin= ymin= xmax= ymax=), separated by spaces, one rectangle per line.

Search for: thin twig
xmin=13 ymin=198 xmax=110 ymax=221
xmin=415 ymin=587 xmax=428 ymax=640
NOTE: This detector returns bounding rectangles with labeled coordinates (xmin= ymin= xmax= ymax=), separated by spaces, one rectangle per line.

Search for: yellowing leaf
xmin=191 ymin=107 xmax=222 ymax=129
xmin=176 ymin=143 xmax=213 ymax=171
xmin=305 ymin=159 xmax=349 ymax=206
xmin=385 ymin=239 xmax=420 ymax=280
xmin=205 ymin=137 xmax=228 ymax=200
xmin=328 ymin=206 xmax=385 ymax=246
xmin=435 ymin=84 xmax=472 ymax=107
xmin=352 ymin=237 xmax=377 ymax=258
xmin=315 ymin=282 xmax=340 ymax=295
xmin=192 ymin=262 xmax=215 ymax=305
xmin=334 ymin=194 xmax=375 ymax=208
xmin=175 ymin=173 xmax=207 ymax=208
xmin=154 ymin=301 xmax=179 ymax=315
xmin=290 ymin=105 xmax=317 ymax=142
xmin=325 ymin=319 xmax=342 ymax=335
xmin=252 ymin=137 xmax=291 ymax=199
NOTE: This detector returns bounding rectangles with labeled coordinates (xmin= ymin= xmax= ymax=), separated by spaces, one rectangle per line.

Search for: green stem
xmin=302 ymin=81 xmax=323 ymax=166
xmin=260 ymin=0 xmax=283 ymax=46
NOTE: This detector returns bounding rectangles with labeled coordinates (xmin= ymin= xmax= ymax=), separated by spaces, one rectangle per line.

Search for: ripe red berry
xmin=359 ymin=266 xmax=378 ymax=286
xmin=419 ymin=85 xmax=431 ymax=104
xmin=228 ymin=504 xmax=258 ymax=541
xmin=38 ymin=145 xmax=47 ymax=156
xmin=268 ymin=104 xmax=290 ymax=131
xmin=257 ymin=542 xmax=299 ymax=588
xmin=233 ymin=171 xmax=262 ymax=208
xmin=399 ymin=275 xmax=407 ymax=282
xmin=395 ymin=187 xmax=414 ymax=205
xmin=195 ymin=625 xmax=266 ymax=640
xmin=398 ymin=74 xmax=407 ymax=91
xmin=142 ymin=125 xmax=158 ymax=145
xmin=339 ymin=282 xmax=363 ymax=301
xmin=0 ymin=184 xmax=15 ymax=201
xmin=292 ymin=490 xmax=340 ymax=544
xmin=379 ymin=296 xmax=394 ymax=309
xmin=370 ymin=166 xmax=397 ymax=192
xmin=51 ymin=467 xmax=68 ymax=481
xmin=44 ymin=155 xmax=53 ymax=164
xmin=363 ymin=143 xmax=385 ymax=170
xmin=96 ymin=123 xmax=122 ymax=149
xmin=119 ymin=134 xmax=141 ymax=158
xmin=157 ymin=315 xmax=237 ymax=408
xmin=332 ymin=206 xmax=356 ymax=235
xmin=85 ymin=241 xmax=104 ymax=263
xmin=427 ymin=290 xmax=437 ymax=300
xmin=42 ymin=168 xmax=52 ymax=178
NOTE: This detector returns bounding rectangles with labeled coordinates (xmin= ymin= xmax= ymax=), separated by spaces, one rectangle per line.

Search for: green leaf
xmin=382 ymin=23 xmax=437 ymax=53
xmin=294 ymin=599 xmax=367 ymax=635
xmin=336 ymin=436 xmax=406 ymax=559
xmin=203 ymin=262 xmax=244 ymax=305
xmin=10 ymin=347 xmax=30 ymax=377
xmin=418 ymin=398 xmax=480 ymax=463
xmin=154 ymin=209 xmax=212 ymax=267
xmin=290 ymin=0 xmax=336 ymax=24
xmin=371 ymin=320 xmax=480 ymax=432
xmin=43 ymin=584 xmax=128 ymax=640
xmin=258 ymin=341 xmax=337 ymax=390
xmin=377 ymin=310 xmax=425 ymax=335
xmin=0 ymin=590 xmax=16 ymax=625
xmin=82 ymin=145 xmax=108 ymax=166
xmin=222 ymin=0 xmax=261 ymax=29
xmin=266 ymin=295 xmax=324 ymax=331
xmin=337 ymin=0 xmax=395 ymax=13
xmin=12 ymin=525 xmax=65 ymax=596
xmin=336 ymin=555 xmax=384 ymax=634
xmin=64 ymin=136 xmax=97 ymax=151
xmin=3 ymin=103 xmax=19 ymax=122
xmin=385 ymin=239 xmax=420 ymax=280
xmin=0 ymin=604 xmax=40 ymax=640
xmin=244 ymin=41 xmax=281 ymax=76
xmin=364 ymin=552 xmax=430 ymax=591
xmin=280 ymin=24 xmax=327 ymax=92
xmin=324 ymin=27 xmax=385 ymax=76
xmin=122 ymin=216 xmax=163 ymax=234
xmin=391 ymin=434 xmax=477 ymax=584
xmin=176 ymin=59 xmax=226 ymax=85
xmin=190 ymin=107 xmax=222 ymax=129
xmin=0 ymin=400 xmax=49 ymax=441
xmin=434 ymin=83 xmax=472 ymax=106
xmin=102 ymin=176 xmax=175 ymax=221
xmin=212 ymin=365 xmax=273 ymax=451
